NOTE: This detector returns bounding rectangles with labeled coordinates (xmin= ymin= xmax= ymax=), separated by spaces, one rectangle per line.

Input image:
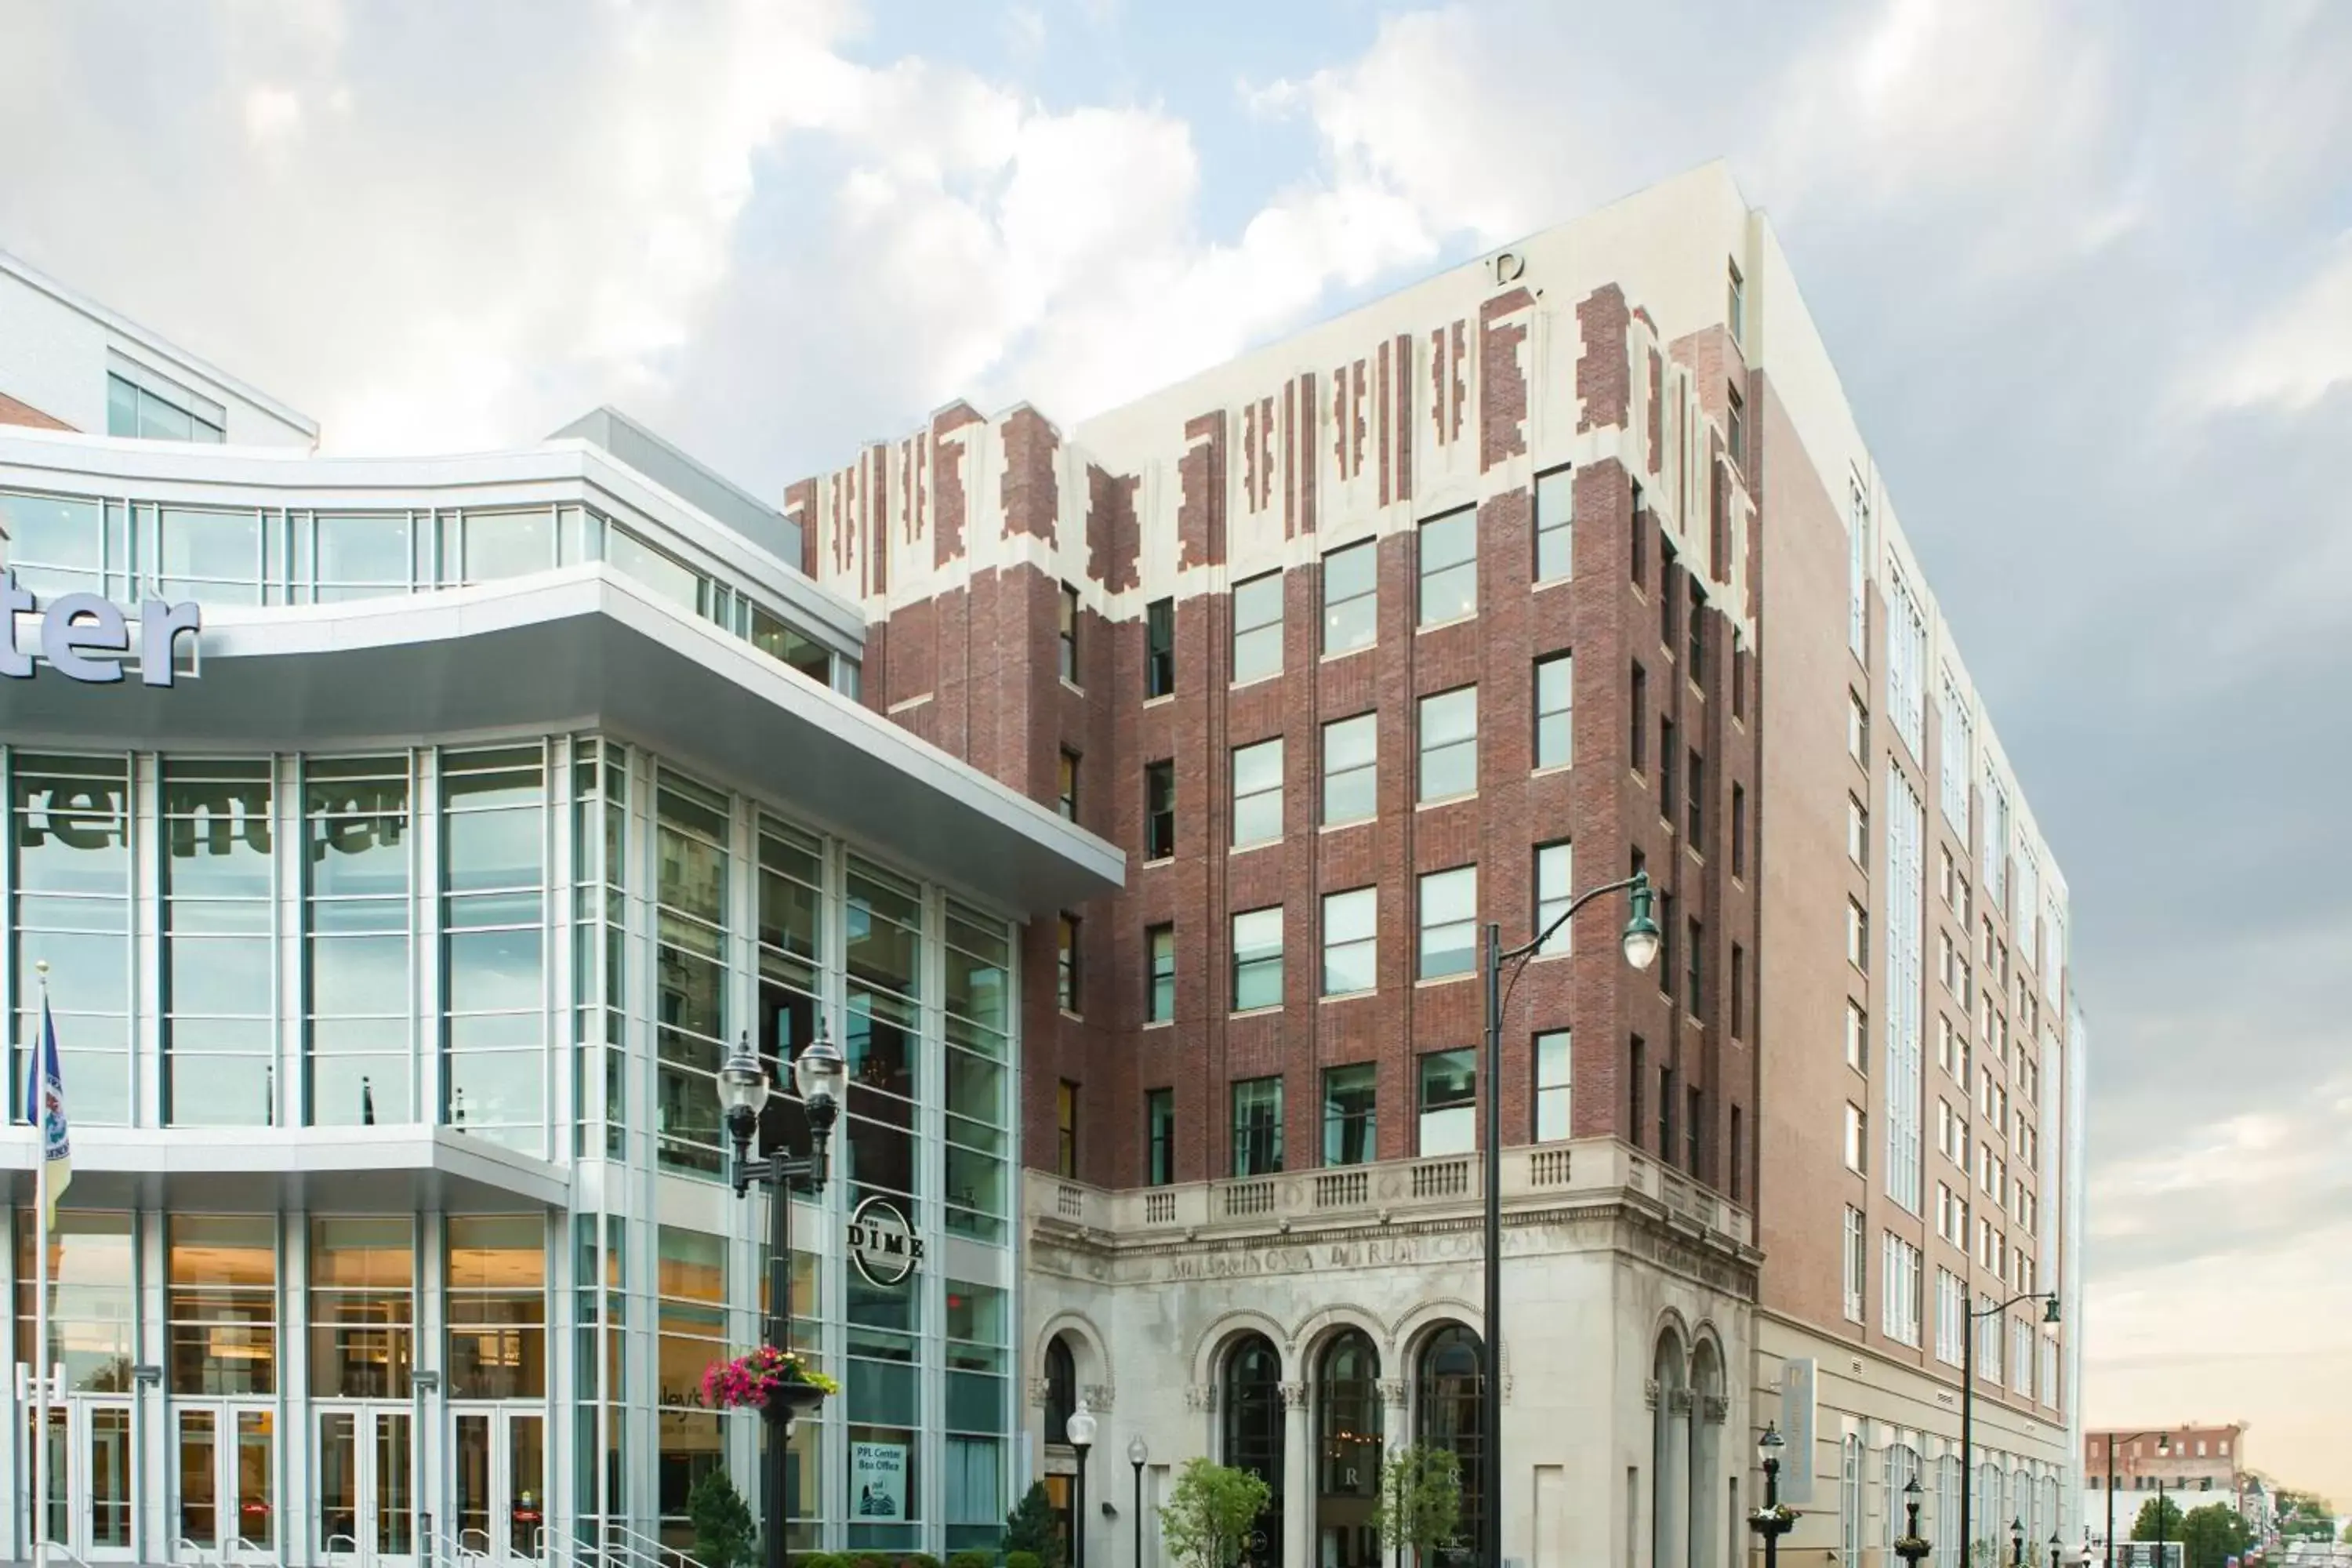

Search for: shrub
xmin=1007 ymin=1552 xmax=1044 ymax=1568
xmin=902 ymin=1555 xmax=944 ymax=1568
xmin=949 ymin=1552 xmax=994 ymax=1568
xmin=686 ymin=1468 xmax=760 ymax=1568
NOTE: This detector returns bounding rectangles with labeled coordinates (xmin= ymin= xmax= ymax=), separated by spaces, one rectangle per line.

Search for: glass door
xmin=173 ymin=1404 xmax=274 ymax=1563
xmin=454 ymin=1408 xmax=546 ymax=1563
xmin=318 ymin=1406 xmax=416 ymax=1568
xmin=84 ymin=1401 xmax=136 ymax=1559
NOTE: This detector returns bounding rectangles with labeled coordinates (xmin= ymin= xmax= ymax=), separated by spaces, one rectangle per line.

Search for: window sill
xmin=1229 ymin=1004 xmax=1284 ymax=1020
xmin=1416 ymin=612 xmax=1479 ymax=636
xmin=1059 ymin=1008 xmax=1084 ymax=1023
xmin=1531 ymin=761 xmax=1573 ymax=779
xmin=1060 ymin=677 xmax=1084 ymax=697
xmin=1229 ymin=837 xmax=1279 ymax=858
xmin=1319 ymin=989 xmax=1377 ymax=1004
xmin=1320 ymin=642 xmax=1376 ymax=666
xmin=1526 ymin=948 xmax=1572 ymax=966
xmin=1414 ymin=972 xmax=1474 ymax=989
xmin=1230 ymin=670 xmax=1283 ymax=694
xmin=1142 ymin=854 xmax=1174 ymax=869
xmin=1142 ymin=1018 xmax=1174 ymax=1031
xmin=1417 ymin=792 xmax=1478 ymax=811
xmin=1143 ymin=692 xmax=1175 ymax=709
xmin=1532 ymin=573 xmax=1573 ymax=593
xmin=1319 ymin=817 xmax=1374 ymax=835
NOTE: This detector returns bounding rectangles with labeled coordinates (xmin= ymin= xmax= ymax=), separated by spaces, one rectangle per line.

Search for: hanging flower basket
xmin=1748 ymin=1504 xmax=1801 ymax=1531
xmin=701 ymin=1345 xmax=840 ymax=1413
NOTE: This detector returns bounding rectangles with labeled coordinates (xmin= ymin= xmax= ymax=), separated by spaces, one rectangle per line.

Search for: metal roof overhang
xmin=0 ymin=1124 xmax=568 ymax=1211
xmin=0 ymin=567 xmax=1124 ymax=916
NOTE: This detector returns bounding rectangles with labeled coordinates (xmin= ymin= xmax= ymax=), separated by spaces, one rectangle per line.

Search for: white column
xmin=1283 ymin=1382 xmax=1313 ymax=1568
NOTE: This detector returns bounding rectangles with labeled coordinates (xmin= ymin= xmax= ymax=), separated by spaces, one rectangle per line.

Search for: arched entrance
xmin=1414 ymin=1325 xmax=1484 ymax=1568
xmin=1316 ymin=1331 xmax=1381 ymax=1568
xmin=1222 ymin=1335 xmax=1284 ymax=1568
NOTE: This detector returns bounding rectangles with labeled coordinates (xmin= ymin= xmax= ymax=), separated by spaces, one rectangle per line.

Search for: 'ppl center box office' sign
xmin=2 ymin=571 xmax=203 ymax=686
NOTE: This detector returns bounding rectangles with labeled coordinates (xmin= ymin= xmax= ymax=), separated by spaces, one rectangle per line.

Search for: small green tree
xmin=1158 ymin=1457 xmax=1273 ymax=1568
xmin=687 ymin=1467 xmax=760 ymax=1568
xmin=1371 ymin=1445 xmax=1463 ymax=1568
xmin=2132 ymin=1496 xmax=2186 ymax=1541
xmin=2177 ymin=1503 xmax=2252 ymax=1568
xmin=1005 ymin=1479 xmax=1067 ymax=1568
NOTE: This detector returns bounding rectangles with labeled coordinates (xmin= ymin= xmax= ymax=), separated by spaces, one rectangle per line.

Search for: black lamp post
xmin=720 ymin=1033 xmax=847 ymax=1568
xmin=1962 ymin=1290 xmax=2060 ymax=1568
xmin=1128 ymin=1436 xmax=1148 ymax=1568
xmin=1747 ymin=1422 xmax=1795 ymax=1568
xmin=1481 ymin=871 xmax=1657 ymax=1568
xmin=2013 ymin=1519 xmax=2027 ymax=1568
xmin=1895 ymin=1477 xmax=1933 ymax=1568
xmin=2103 ymin=1432 xmax=2170 ymax=1568
xmin=2050 ymin=1530 xmax=2063 ymax=1568
xmin=1067 ymin=1403 xmax=1098 ymax=1568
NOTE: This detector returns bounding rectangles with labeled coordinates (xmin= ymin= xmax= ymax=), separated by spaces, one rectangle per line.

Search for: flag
xmin=27 ymin=995 xmax=71 ymax=1222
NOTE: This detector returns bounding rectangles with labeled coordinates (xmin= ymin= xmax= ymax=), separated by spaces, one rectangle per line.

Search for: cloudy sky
xmin=6 ymin=0 xmax=2351 ymax=1503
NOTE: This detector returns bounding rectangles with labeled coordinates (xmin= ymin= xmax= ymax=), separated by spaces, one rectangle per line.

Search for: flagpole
xmin=31 ymin=958 xmax=51 ymax=1568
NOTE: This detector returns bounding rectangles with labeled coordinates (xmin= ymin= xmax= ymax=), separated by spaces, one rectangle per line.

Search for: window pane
xmin=1534 ymin=468 xmax=1573 ymax=583
xmin=1534 ymin=1031 xmax=1571 ymax=1142
xmin=1322 ymin=541 xmax=1377 ymax=655
xmin=1418 ymin=509 xmax=1477 ymax=625
xmin=1232 ymin=739 xmax=1283 ymax=846
xmin=1321 ymin=1064 xmax=1376 ymax=1166
xmin=1535 ymin=654 xmax=1573 ymax=769
xmin=1418 ymin=688 xmax=1478 ymax=802
xmin=1232 ymin=573 xmax=1283 ymax=684
xmin=1417 ymin=867 xmax=1476 ymax=979
xmin=1323 ymin=714 xmax=1376 ymax=826
xmin=1321 ymin=888 xmax=1377 ymax=996
xmin=1232 ymin=908 xmax=1283 ymax=1011
xmin=1417 ymin=1049 xmax=1475 ymax=1155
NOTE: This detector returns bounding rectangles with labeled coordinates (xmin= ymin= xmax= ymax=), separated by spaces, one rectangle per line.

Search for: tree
xmin=2276 ymin=1492 xmax=2337 ymax=1543
xmin=1371 ymin=1445 xmax=1464 ymax=1568
xmin=1004 ymin=1479 xmax=1068 ymax=1568
xmin=2177 ymin=1504 xmax=2252 ymax=1568
xmin=1158 ymin=1457 xmax=1274 ymax=1568
xmin=687 ymin=1467 xmax=759 ymax=1568
xmin=2132 ymin=1496 xmax=2186 ymax=1542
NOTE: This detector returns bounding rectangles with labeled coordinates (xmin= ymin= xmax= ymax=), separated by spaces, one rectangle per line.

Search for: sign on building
xmin=852 ymin=1441 xmax=907 ymax=1521
xmin=2 ymin=572 xmax=202 ymax=686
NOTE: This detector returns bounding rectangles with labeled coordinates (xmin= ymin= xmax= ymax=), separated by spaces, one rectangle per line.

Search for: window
xmin=1687 ymin=749 xmax=1704 ymax=844
xmin=1322 ymin=1065 xmax=1377 ymax=1166
xmin=1848 ymin=795 xmax=1869 ymax=866
xmin=1418 ymin=1049 xmax=1476 ymax=1155
xmin=1058 ymin=583 xmax=1080 ymax=684
xmin=1843 ymin=1207 xmax=1867 ymax=1322
xmin=1845 ymin=1103 xmax=1867 ymax=1174
xmin=1056 ymin=915 xmax=1082 ymax=1013
xmin=1685 ymin=917 xmax=1704 ymax=1011
xmin=1658 ymin=892 xmax=1676 ymax=998
xmin=1882 ymin=1232 xmax=1923 ymax=1346
xmin=1730 ymin=1105 xmax=1744 ymax=1201
xmin=1731 ymin=782 xmax=1748 ymax=878
xmin=1534 ymin=842 xmax=1573 ymax=958
xmin=1534 ymin=1031 xmax=1571 ymax=1142
xmin=1323 ymin=887 xmax=1378 ymax=996
xmin=1055 ymin=1080 xmax=1079 ymax=1176
xmin=1232 ymin=738 xmax=1283 ymax=846
xmin=1848 ymin=899 xmax=1869 ymax=970
xmin=1888 ymin=571 xmax=1927 ymax=759
xmin=1232 ymin=907 xmax=1284 ymax=1011
xmin=1419 ymin=866 xmax=1478 ymax=979
xmin=1686 ymin=1086 xmax=1702 ymax=1174
xmin=1846 ymin=1000 xmax=1867 ymax=1070
xmin=1730 ymin=945 xmax=1747 ymax=1039
xmin=1687 ymin=577 xmax=1706 ymax=678
xmin=1661 ymin=720 xmax=1678 ymax=822
xmin=1631 ymin=664 xmax=1648 ymax=771
xmin=1631 ymin=495 xmax=1648 ymax=586
xmin=1145 ymin=1090 xmax=1175 ymax=1185
xmin=1630 ymin=1037 xmax=1646 ymax=1149
xmin=1232 ymin=572 xmax=1283 ymax=684
xmin=1726 ymin=260 xmax=1746 ymax=345
xmin=1323 ymin=539 xmax=1378 ymax=655
xmin=107 ymin=370 xmax=224 ymax=442
xmin=1145 ymin=596 xmax=1176 ymax=697
xmin=1231 ymin=1076 xmax=1284 ymax=1176
xmin=1534 ymin=653 xmax=1573 ymax=768
xmin=1726 ymin=383 xmax=1746 ymax=467
xmin=1936 ymin=1269 xmax=1965 ymax=1365
xmin=1145 ymin=760 xmax=1175 ymax=860
xmin=1058 ymin=749 xmax=1080 ymax=822
xmin=1659 ymin=1064 xmax=1675 ymax=1156
xmin=1418 ymin=506 xmax=1477 ymax=625
xmin=1418 ymin=687 xmax=1478 ymax=802
xmin=1661 ymin=543 xmax=1680 ymax=648
xmin=1146 ymin=924 xmax=1176 ymax=1023
xmin=1733 ymin=643 xmax=1749 ymax=722
xmin=1323 ymin=713 xmax=1377 ymax=826
xmin=1534 ymin=466 xmax=1573 ymax=583
xmin=1849 ymin=476 xmax=1871 ymax=660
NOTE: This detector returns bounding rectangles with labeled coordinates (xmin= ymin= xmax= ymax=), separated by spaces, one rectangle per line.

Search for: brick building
xmin=2085 ymin=1425 xmax=2256 ymax=1544
xmin=793 ymin=160 xmax=2087 ymax=1568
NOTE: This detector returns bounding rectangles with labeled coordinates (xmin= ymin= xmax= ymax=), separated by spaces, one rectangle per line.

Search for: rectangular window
xmin=1055 ymin=1080 xmax=1078 ymax=1177
xmin=1145 ymin=924 xmax=1176 ymax=1024
xmin=1232 ymin=572 xmax=1283 ymax=684
xmin=1231 ymin=1076 xmax=1284 ymax=1177
xmin=1322 ymin=539 xmax=1378 ymax=655
xmin=1730 ymin=945 xmax=1746 ymax=1040
xmin=1056 ymin=914 xmax=1082 ymax=1013
xmin=1849 ymin=795 xmax=1868 ymax=866
xmin=1882 ymin=1233 xmax=1923 ymax=1347
xmin=1687 ymin=578 xmax=1705 ymax=679
xmin=1939 ymin=670 xmax=1972 ymax=834
xmin=1534 ymin=841 xmax=1573 ymax=958
xmin=1418 ymin=1049 xmax=1476 ymax=1156
xmin=1322 ymin=887 xmax=1378 ymax=996
xmin=1630 ymin=1037 xmax=1646 ymax=1150
xmin=1687 ymin=1086 xmax=1702 ymax=1176
xmin=1846 ymin=1103 xmax=1867 ymax=1174
xmin=1631 ymin=663 xmax=1648 ymax=771
xmin=1145 ymin=1089 xmax=1175 ymax=1185
xmin=1631 ymin=495 xmax=1648 ymax=586
xmin=1418 ymin=866 xmax=1478 ymax=979
xmin=1231 ymin=906 xmax=1284 ymax=1011
xmin=1322 ymin=713 xmax=1377 ymax=826
xmin=108 ymin=369 xmax=227 ymax=443
xmin=1534 ymin=466 xmax=1573 ymax=583
xmin=1687 ymin=749 xmax=1704 ymax=844
xmin=1418 ymin=687 xmax=1478 ymax=802
xmin=1732 ymin=782 xmax=1748 ymax=878
xmin=1145 ymin=760 xmax=1175 ymax=860
xmin=1418 ymin=506 xmax=1477 ymax=625
xmin=1847 ymin=1000 xmax=1868 ymax=1071
xmin=1848 ymin=899 xmax=1869 ymax=971
xmin=1726 ymin=383 xmax=1746 ymax=467
xmin=1058 ymin=749 xmax=1080 ymax=822
xmin=1321 ymin=1064 xmax=1376 ymax=1167
xmin=1232 ymin=738 xmax=1283 ymax=846
xmin=1058 ymin=583 xmax=1080 ymax=684
xmin=1888 ymin=571 xmax=1927 ymax=760
xmin=1849 ymin=477 xmax=1871 ymax=660
xmin=1686 ymin=917 xmax=1704 ymax=1012
xmin=1535 ymin=652 xmax=1573 ymax=769
xmin=1661 ymin=543 xmax=1680 ymax=650
xmin=1145 ymin=596 xmax=1175 ymax=697
xmin=1733 ymin=643 xmax=1749 ymax=722
xmin=1661 ymin=720 xmax=1678 ymax=822
xmin=1730 ymin=1105 xmax=1744 ymax=1201
xmin=1726 ymin=261 xmax=1746 ymax=345
xmin=1849 ymin=691 xmax=1869 ymax=763
xmin=1843 ymin=1207 xmax=1867 ymax=1322
xmin=1659 ymin=1065 xmax=1675 ymax=1158
xmin=1534 ymin=1030 xmax=1571 ymax=1142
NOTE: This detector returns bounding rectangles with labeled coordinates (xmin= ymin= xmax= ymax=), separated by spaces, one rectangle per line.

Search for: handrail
xmin=325 ymin=1533 xmax=361 ymax=1555
xmin=611 ymin=1521 xmax=713 ymax=1568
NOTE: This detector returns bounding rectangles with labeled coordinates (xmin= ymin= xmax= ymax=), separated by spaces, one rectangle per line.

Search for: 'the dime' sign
xmin=2 ymin=571 xmax=202 ymax=687
xmin=847 ymin=1196 xmax=924 ymax=1287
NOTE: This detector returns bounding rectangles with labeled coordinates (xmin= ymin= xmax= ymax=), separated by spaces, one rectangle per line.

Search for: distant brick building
xmin=2085 ymin=1425 xmax=2256 ymax=1542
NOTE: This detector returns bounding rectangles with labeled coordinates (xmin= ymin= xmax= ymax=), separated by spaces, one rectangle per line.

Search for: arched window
xmin=1935 ymin=1454 xmax=1962 ymax=1568
xmin=1223 ymin=1334 xmax=1284 ymax=1568
xmin=1884 ymin=1445 xmax=1921 ymax=1547
xmin=1317 ymin=1331 xmax=1382 ymax=1568
xmin=1416 ymin=1325 xmax=1485 ymax=1568
xmin=1044 ymin=1334 xmax=1076 ymax=1446
xmin=1689 ymin=1338 xmax=1724 ymax=1568
xmin=1653 ymin=1334 xmax=1686 ymax=1568
xmin=1839 ymin=1435 xmax=1863 ymax=1567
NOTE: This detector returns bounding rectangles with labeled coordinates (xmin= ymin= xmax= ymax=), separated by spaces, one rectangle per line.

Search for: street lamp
xmin=1747 ymin=1422 xmax=1796 ymax=1568
xmin=1895 ymin=1477 xmax=1933 ymax=1568
xmin=1961 ymin=1290 xmax=2060 ymax=1568
xmin=2103 ymin=1432 xmax=2172 ymax=1568
xmin=1129 ymin=1435 xmax=1149 ymax=1568
xmin=1067 ymin=1403 xmax=1098 ymax=1568
xmin=2014 ymin=1519 xmax=2027 ymax=1567
xmin=2050 ymin=1530 xmax=2063 ymax=1568
xmin=720 ymin=1033 xmax=846 ymax=1568
xmin=1481 ymin=870 xmax=1656 ymax=1568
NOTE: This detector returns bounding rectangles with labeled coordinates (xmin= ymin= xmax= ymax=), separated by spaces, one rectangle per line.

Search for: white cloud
xmin=2200 ymin=234 xmax=2352 ymax=413
xmin=242 ymin=85 xmax=304 ymax=151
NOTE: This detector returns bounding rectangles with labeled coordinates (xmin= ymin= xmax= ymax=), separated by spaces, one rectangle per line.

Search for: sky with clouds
xmin=5 ymin=0 xmax=2350 ymax=1503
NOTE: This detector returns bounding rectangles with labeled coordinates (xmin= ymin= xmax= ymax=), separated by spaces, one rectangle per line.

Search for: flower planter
xmin=702 ymin=1345 xmax=840 ymax=1414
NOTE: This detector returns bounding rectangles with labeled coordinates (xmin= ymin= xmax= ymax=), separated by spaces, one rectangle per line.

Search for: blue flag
xmin=27 ymin=995 xmax=71 ymax=1222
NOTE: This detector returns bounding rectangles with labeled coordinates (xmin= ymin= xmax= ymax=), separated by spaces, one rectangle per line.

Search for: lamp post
xmin=1895 ymin=1477 xmax=1933 ymax=1568
xmin=720 ymin=1033 xmax=847 ymax=1568
xmin=1129 ymin=1436 xmax=1149 ymax=1568
xmin=1747 ymin=1422 xmax=1796 ymax=1568
xmin=2014 ymin=1519 xmax=2027 ymax=1568
xmin=1481 ymin=871 xmax=1657 ymax=1568
xmin=2050 ymin=1530 xmax=2063 ymax=1568
xmin=2151 ymin=1479 xmax=2169 ymax=1568
xmin=1067 ymin=1403 xmax=1098 ymax=1568
xmin=2103 ymin=1433 xmax=2171 ymax=1568
xmin=1961 ymin=1290 xmax=2060 ymax=1568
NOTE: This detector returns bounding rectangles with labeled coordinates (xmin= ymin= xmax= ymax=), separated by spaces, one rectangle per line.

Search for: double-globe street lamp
xmin=1961 ymin=1289 xmax=2060 ymax=1568
xmin=1479 ymin=869 xmax=1660 ymax=1568
xmin=1748 ymin=1424 xmax=1797 ymax=1568
xmin=720 ymin=1035 xmax=849 ymax=1568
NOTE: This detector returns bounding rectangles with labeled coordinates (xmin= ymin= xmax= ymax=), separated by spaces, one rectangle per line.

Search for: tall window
xmin=1418 ymin=687 xmax=1478 ymax=802
xmin=1418 ymin=506 xmax=1477 ymax=625
xmin=1726 ymin=384 xmax=1745 ymax=467
xmin=445 ymin=746 xmax=549 ymax=1152
xmin=1535 ymin=653 xmax=1573 ymax=769
xmin=1730 ymin=1105 xmax=1744 ymax=1201
xmin=1232 ymin=572 xmax=1283 ymax=684
xmin=1232 ymin=737 xmax=1284 ymax=847
xmin=1145 ymin=597 xmax=1176 ymax=697
xmin=310 ymin=1217 xmax=414 ymax=1397
xmin=1631 ymin=1037 xmax=1646 ymax=1150
xmin=1842 ymin=1207 xmax=1866 ymax=1323
xmin=1534 ymin=842 xmax=1572 ymax=958
xmin=1231 ymin=1077 xmax=1284 ymax=1176
xmin=1686 ymin=749 xmax=1704 ymax=844
xmin=1317 ymin=1332 xmax=1384 ymax=1542
xmin=1534 ymin=466 xmax=1573 ymax=583
xmin=15 ymin=1210 xmax=134 ymax=1392
xmin=1323 ymin=713 xmax=1377 ymax=826
xmin=1882 ymin=1234 xmax=1922 ymax=1346
xmin=941 ymin=895 xmax=1007 ymax=1245
xmin=1848 ymin=476 xmax=1871 ymax=660
xmin=1057 ymin=750 xmax=1080 ymax=822
xmin=1888 ymin=571 xmax=1927 ymax=760
xmin=1849 ymin=794 xmax=1869 ymax=866
xmin=1847 ymin=1000 xmax=1868 ymax=1071
xmin=1730 ymin=945 xmax=1746 ymax=1040
xmin=1222 ymin=1336 xmax=1287 ymax=1552
xmin=1323 ymin=540 xmax=1378 ymax=655
xmin=12 ymin=754 xmax=132 ymax=1125
xmin=1661 ymin=720 xmax=1678 ymax=822
xmin=1232 ymin=907 xmax=1284 ymax=1011
xmin=1631 ymin=493 xmax=1648 ymax=587
xmin=1938 ymin=670 xmax=1972 ymax=834
xmin=108 ymin=370 xmax=225 ymax=442
xmin=1055 ymin=1081 xmax=1078 ymax=1177
xmin=1631 ymin=664 xmax=1648 ymax=771
xmin=1417 ymin=1050 xmax=1475 ymax=1156
xmin=1056 ymin=915 xmax=1081 ymax=1013
xmin=1058 ymin=583 xmax=1080 ymax=684
xmin=170 ymin=1215 xmax=278 ymax=1395
xmin=845 ymin=853 xmax=923 ymax=1224
xmin=1145 ymin=760 xmax=1175 ymax=860
xmin=1731 ymin=782 xmax=1747 ymax=878
xmin=1726 ymin=261 xmax=1746 ymax=346
xmin=1322 ymin=1065 xmax=1376 ymax=1167
xmin=1145 ymin=924 xmax=1176 ymax=1023
xmin=1145 ymin=1090 xmax=1175 ymax=1185
xmin=1885 ymin=767 xmax=1928 ymax=1214
xmin=1416 ymin=1327 xmax=1486 ymax=1568
xmin=1847 ymin=899 xmax=1869 ymax=970
xmin=1687 ymin=578 xmax=1706 ymax=680
xmin=1534 ymin=1031 xmax=1571 ymax=1142
xmin=1417 ymin=867 xmax=1477 ymax=979
xmin=1849 ymin=691 xmax=1869 ymax=764
xmin=163 ymin=760 xmax=275 ymax=1127
xmin=1322 ymin=887 xmax=1378 ymax=996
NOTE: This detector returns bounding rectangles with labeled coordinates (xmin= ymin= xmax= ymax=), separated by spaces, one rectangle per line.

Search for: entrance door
xmin=318 ymin=1406 xmax=416 ymax=1568
xmin=173 ymin=1405 xmax=274 ymax=1562
xmin=24 ymin=1401 xmax=136 ymax=1561
xmin=453 ymin=1409 xmax=547 ymax=1563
